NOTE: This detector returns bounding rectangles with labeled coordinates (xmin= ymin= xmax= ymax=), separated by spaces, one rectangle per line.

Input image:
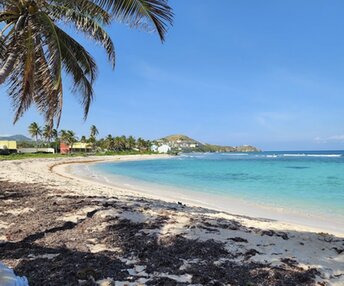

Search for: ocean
xmin=87 ymin=151 xmax=344 ymax=230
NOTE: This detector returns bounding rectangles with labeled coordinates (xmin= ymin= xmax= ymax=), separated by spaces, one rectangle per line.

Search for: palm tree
xmin=120 ymin=135 xmax=128 ymax=150
xmin=137 ymin=137 xmax=151 ymax=151
xmin=105 ymin=134 xmax=114 ymax=150
xmin=67 ymin=130 xmax=77 ymax=153
xmin=89 ymin=125 xmax=99 ymax=150
xmin=51 ymin=128 xmax=59 ymax=154
xmin=42 ymin=124 xmax=57 ymax=146
xmin=59 ymin=130 xmax=68 ymax=143
xmin=127 ymin=135 xmax=136 ymax=150
xmin=60 ymin=130 xmax=77 ymax=154
xmin=0 ymin=1 xmax=173 ymax=125
xmin=90 ymin=125 xmax=99 ymax=138
xmin=28 ymin=122 xmax=41 ymax=148
xmin=89 ymin=124 xmax=98 ymax=143
xmin=113 ymin=136 xmax=124 ymax=151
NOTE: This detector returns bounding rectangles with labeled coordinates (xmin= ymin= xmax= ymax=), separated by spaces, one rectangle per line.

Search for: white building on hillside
xmin=151 ymin=145 xmax=158 ymax=152
xmin=157 ymin=144 xmax=171 ymax=154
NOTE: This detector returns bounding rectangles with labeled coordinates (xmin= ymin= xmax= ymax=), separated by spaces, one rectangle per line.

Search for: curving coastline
xmin=61 ymin=157 xmax=344 ymax=237
xmin=0 ymin=155 xmax=343 ymax=285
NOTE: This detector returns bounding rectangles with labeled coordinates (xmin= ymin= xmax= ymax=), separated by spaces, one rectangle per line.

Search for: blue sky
xmin=1 ymin=0 xmax=344 ymax=150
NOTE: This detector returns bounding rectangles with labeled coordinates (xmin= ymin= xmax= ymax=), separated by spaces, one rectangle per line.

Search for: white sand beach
xmin=0 ymin=155 xmax=343 ymax=285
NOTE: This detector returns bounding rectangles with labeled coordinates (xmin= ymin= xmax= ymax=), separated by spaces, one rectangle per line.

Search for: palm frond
xmin=111 ymin=0 xmax=173 ymax=42
xmin=55 ymin=26 xmax=95 ymax=119
xmin=34 ymin=42 xmax=63 ymax=126
xmin=48 ymin=4 xmax=115 ymax=67
xmin=0 ymin=0 xmax=173 ymax=124
xmin=12 ymin=19 xmax=36 ymax=122
xmin=48 ymin=0 xmax=111 ymax=24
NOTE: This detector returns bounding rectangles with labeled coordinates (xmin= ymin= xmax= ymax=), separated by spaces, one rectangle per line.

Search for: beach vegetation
xmin=89 ymin=125 xmax=99 ymax=148
xmin=0 ymin=152 xmax=83 ymax=161
xmin=0 ymin=149 xmax=154 ymax=161
xmin=42 ymin=125 xmax=57 ymax=144
xmin=28 ymin=122 xmax=42 ymax=148
xmin=90 ymin=125 xmax=99 ymax=139
xmin=5 ymin=123 xmax=153 ymax=157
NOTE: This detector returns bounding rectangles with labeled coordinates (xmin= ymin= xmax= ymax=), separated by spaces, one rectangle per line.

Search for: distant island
xmin=156 ymin=134 xmax=261 ymax=153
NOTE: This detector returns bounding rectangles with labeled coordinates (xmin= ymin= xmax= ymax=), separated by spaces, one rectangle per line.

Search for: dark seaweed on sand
xmin=0 ymin=181 xmax=322 ymax=285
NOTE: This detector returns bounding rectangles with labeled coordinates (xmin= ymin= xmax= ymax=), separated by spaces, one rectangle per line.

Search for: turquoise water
xmin=92 ymin=151 xmax=344 ymax=219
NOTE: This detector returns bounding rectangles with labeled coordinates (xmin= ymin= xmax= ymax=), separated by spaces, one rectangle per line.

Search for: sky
xmin=1 ymin=0 xmax=344 ymax=151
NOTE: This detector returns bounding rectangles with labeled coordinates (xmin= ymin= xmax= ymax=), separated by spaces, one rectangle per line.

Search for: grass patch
xmin=0 ymin=151 xmax=157 ymax=161
xmin=0 ymin=153 xmax=79 ymax=161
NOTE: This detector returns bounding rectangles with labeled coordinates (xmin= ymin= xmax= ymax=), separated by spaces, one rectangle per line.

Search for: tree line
xmin=27 ymin=122 xmax=152 ymax=153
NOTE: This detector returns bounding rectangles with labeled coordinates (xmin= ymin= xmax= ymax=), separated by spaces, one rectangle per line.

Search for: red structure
xmin=60 ymin=143 xmax=70 ymax=154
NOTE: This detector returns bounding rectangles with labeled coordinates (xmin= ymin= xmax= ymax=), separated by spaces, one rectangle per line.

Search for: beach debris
xmin=202 ymin=219 xmax=241 ymax=231
xmin=317 ymin=232 xmax=337 ymax=243
xmin=177 ymin=201 xmax=186 ymax=207
xmin=280 ymin=258 xmax=300 ymax=268
xmin=244 ymin=249 xmax=261 ymax=259
xmin=0 ymin=179 xmax=340 ymax=285
xmin=146 ymin=277 xmax=177 ymax=285
xmin=27 ymin=253 xmax=60 ymax=260
xmin=332 ymin=247 xmax=344 ymax=254
xmin=228 ymin=237 xmax=248 ymax=243
xmin=197 ymin=224 xmax=220 ymax=233
xmin=76 ymin=267 xmax=101 ymax=281
xmin=261 ymin=230 xmax=289 ymax=240
xmin=96 ymin=278 xmax=115 ymax=286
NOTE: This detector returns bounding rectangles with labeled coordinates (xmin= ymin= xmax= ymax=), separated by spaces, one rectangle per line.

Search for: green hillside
xmin=0 ymin=135 xmax=32 ymax=141
xmin=159 ymin=134 xmax=261 ymax=153
xmin=161 ymin=134 xmax=199 ymax=143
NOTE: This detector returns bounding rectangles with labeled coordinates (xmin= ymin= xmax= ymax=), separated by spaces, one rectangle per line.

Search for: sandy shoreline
xmin=59 ymin=156 xmax=344 ymax=237
xmin=1 ymin=155 xmax=344 ymax=285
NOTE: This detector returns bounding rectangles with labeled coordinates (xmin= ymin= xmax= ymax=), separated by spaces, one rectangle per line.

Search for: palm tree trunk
xmin=0 ymin=53 xmax=16 ymax=84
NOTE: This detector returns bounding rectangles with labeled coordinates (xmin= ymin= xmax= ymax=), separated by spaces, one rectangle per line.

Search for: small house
xmin=157 ymin=144 xmax=171 ymax=154
xmin=0 ymin=141 xmax=17 ymax=154
xmin=151 ymin=145 xmax=158 ymax=152
xmin=60 ymin=142 xmax=93 ymax=154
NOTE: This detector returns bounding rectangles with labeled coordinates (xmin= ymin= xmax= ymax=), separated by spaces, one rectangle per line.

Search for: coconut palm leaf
xmin=48 ymin=5 xmax=115 ymax=67
xmin=111 ymin=0 xmax=173 ymax=42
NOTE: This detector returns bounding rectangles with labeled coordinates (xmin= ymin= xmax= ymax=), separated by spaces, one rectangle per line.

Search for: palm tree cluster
xmin=99 ymin=134 xmax=151 ymax=152
xmin=27 ymin=122 xmax=152 ymax=153
xmin=59 ymin=129 xmax=77 ymax=151
xmin=0 ymin=0 xmax=173 ymax=126
xmin=28 ymin=121 xmax=58 ymax=147
xmin=28 ymin=121 xmax=75 ymax=146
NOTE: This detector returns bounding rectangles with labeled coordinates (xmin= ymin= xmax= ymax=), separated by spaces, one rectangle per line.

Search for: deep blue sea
xmin=91 ymin=151 xmax=344 ymax=222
